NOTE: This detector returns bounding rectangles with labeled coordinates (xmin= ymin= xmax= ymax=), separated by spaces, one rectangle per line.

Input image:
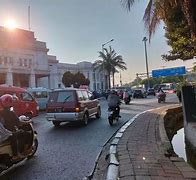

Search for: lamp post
xmin=142 ymin=37 xmax=150 ymax=90
xmin=101 ymin=39 xmax=114 ymax=90
xmin=102 ymin=39 xmax=114 ymax=52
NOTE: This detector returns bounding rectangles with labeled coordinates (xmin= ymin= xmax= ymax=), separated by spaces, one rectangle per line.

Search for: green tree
xmin=162 ymin=4 xmax=196 ymax=61
xmin=140 ymin=76 xmax=183 ymax=88
xmin=121 ymin=0 xmax=196 ymax=39
xmin=120 ymin=0 xmax=196 ymax=60
xmin=94 ymin=46 xmax=126 ymax=89
xmin=62 ymin=71 xmax=90 ymax=88
xmin=62 ymin=71 xmax=74 ymax=87
xmin=73 ymin=72 xmax=90 ymax=88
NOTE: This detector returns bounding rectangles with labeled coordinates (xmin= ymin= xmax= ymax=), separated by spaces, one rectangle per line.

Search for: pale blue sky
xmin=0 ymin=0 xmax=194 ymax=84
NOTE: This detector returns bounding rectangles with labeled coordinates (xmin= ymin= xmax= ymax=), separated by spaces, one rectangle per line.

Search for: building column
xmin=6 ymin=67 xmax=13 ymax=85
xmin=29 ymin=70 xmax=36 ymax=87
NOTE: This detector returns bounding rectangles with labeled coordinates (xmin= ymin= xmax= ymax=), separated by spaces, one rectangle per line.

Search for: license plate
xmin=108 ymin=111 xmax=112 ymax=115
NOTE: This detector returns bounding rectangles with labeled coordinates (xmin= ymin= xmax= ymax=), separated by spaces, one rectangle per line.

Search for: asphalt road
xmin=1 ymin=94 xmax=179 ymax=180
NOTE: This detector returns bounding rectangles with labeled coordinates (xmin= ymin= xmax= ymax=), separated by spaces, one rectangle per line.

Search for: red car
xmin=0 ymin=84 xmax=39 ymax=118
xmin=46 ymin=88 xmax=101 ymax=126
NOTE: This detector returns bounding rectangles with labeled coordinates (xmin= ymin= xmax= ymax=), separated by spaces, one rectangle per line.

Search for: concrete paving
xmin=91 ymin=106 xmax=196 ymax=180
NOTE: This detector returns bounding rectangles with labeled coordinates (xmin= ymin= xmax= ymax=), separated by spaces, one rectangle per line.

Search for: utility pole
xmin=120 ymin=71 xmax=122 ymax=86
xmin=101 ymin=39 xmax=114 ymax=90
xmin=28 ymin=5 xmax=31 ymax=31
xmin=142 ymin=37 xmax=150 ymax=90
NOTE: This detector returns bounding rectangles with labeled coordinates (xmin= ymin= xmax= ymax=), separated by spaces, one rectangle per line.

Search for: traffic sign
xmin=152 ymin=66 xmax=186 ymax=77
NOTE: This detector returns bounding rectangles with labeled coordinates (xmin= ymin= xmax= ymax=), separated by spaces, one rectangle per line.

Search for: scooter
xmin=108 ymin=105 xmax=120 ymax=126
xmin=0 ymin=117 xmax=38 ymax=174
xmin=157 ymin=92 xmax=166 ymax=103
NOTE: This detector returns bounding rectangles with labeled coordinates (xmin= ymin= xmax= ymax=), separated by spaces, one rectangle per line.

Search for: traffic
xmin=0 ymin=84 xmax=178 ymax=179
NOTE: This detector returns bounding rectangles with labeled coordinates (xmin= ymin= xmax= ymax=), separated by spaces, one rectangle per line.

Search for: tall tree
xmin=93 ymin=46 xmax=127 ymax=89
xmin=120 ymin=0 xmax=196 ymax=60
xmin=120 ymin=0 xmax=196 ymax=39
xmin=162 ymin=4 xmax=196 ymax=60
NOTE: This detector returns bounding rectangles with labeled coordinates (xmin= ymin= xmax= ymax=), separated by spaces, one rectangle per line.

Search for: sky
xmin=0 ymin=0 xmax=195 ymax=85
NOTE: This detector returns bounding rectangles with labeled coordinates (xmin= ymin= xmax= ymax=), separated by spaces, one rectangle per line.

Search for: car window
xmin=81 ymin=90 xmax=89 ymax=101
xmin=77 ymin=91 xmax=84 ymax=101
xmin=21 ymin=92 xmax=34 ymax=101
xmin=57 ymin=91 xmax=75 ymax=103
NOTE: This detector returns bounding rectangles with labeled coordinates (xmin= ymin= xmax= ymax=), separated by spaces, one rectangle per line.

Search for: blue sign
xmin=152 ymin=66 xmax=186 ymax=77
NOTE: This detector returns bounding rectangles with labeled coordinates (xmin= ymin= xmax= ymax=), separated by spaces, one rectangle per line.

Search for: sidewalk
xmin=91 ymin=106 xmax=196 ymax=180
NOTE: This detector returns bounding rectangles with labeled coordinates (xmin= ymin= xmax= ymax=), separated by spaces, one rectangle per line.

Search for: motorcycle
xmin=108 ymin=105 xmax=120 ymax=126
xmin=0 ymin=117 xmax=38 ymax=173
xmin=157 ymin=92 xmax=166 ymax=103
xmin=123 ymin=96 xmax=131 ymax=104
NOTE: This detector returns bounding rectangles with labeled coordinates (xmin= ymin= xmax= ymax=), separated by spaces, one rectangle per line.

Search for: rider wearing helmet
xmin=107 ymin=90 xmax=121 ymax=117
xmin=0 ymin=94 xmax=30 ymax=160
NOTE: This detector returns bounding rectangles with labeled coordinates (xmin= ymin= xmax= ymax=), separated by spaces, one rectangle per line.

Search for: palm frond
xmin=120 ymin=0 xmax=135 ymax=11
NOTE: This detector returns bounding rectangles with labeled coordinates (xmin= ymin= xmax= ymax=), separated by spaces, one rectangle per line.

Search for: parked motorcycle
xmin=157 ymin=92 xmax=166 ymax=103
xmin=108 ymin=105 xmax=120 ymax=126
xmin=0 ymin=117 xmax=38 ymax=173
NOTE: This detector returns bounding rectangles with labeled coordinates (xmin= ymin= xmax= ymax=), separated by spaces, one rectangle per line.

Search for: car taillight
xmin=36 ymin=106 xmax=39 ymax=111
xmin=75 ymin=107 xmax=80 ymax=112
xmin=75 ymin=103 xmax=81 ymax=112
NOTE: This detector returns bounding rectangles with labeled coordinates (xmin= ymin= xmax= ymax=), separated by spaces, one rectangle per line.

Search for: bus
xmin=27 ymin=87 xmax=52 ymax=110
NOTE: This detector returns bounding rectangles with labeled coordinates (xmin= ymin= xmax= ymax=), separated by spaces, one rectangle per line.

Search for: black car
xmin=133 ymin=89 xmax=147 ymax=98
xmin=147 ymin=88 xmax=156 ymax=96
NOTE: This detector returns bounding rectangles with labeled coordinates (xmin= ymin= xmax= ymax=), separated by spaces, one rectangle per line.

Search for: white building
xmin=0 ymin=26 xmax=105 ymax=91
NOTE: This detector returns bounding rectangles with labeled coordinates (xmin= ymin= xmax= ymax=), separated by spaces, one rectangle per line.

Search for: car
xmin=0 ymin=84 xmax=39 ymax=118
xmin=133 ymin=89 xmax=147 ymax=98
xmin=147 ymin=88 xmax=156 ymax=96
xmin=45 ymin=88 xmax=101 ymax=127
xmin=27 ymin=87 xmax=52 ymax=111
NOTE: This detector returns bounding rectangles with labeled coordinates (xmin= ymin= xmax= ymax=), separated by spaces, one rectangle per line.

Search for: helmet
xmin=111 ymin=90 xmax=117 ymax=95
xmin=19 ymin=115 xmax=29 ymax=121
xmin=0 ymin=94 xmax=14 ymax=108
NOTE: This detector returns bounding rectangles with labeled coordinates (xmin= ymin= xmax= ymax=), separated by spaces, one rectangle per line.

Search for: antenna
xmin=28 ymin=5 xmax=31 ymax=31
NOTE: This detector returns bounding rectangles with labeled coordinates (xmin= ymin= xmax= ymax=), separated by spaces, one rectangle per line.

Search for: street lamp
xmin=142 ymin=37 xmax=150 ymax=90
xmin=102 ymin=39 xmax=114 ymax=52
xmin=101 ymin=39 xmax=114 ymax=90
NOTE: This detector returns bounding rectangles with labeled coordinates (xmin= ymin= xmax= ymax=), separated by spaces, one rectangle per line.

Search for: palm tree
xmin=120 ymin=0 xmax=196 ymax=39
xmin=93 ymin=46 xmax=127 ymax=89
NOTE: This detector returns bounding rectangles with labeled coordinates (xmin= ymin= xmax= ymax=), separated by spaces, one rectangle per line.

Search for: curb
xmin=106 ymin=105 xmax=178 ymax=180
xmin=106 ymin=110 xmax=150 ymax=180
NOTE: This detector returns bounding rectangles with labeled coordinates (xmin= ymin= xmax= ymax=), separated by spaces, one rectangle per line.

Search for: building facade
xmin=0 ymin=27 xmax=105 ymax=91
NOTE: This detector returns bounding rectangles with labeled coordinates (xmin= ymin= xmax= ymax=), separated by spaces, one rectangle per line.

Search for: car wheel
xmin=27 ymin=138 xmax=38 ymax=159
xmin=108 ymin=116 xmax=113 ymax=126
xmin=52 ymin=121 xmax=60 ymax=127
xmin=95 ymin=107 xmax=101 ymax=119
xmin=82 ymin=113 xmax=89 ymax=126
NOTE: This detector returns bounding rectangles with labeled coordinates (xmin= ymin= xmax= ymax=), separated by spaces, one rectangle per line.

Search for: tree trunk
xmin=112 ymin=72 xmax=115 ymax=88
xmin=108 ymin=74 xmax=111 ymax=89
xmin=180 ymin=0 xmax=196 ymax=38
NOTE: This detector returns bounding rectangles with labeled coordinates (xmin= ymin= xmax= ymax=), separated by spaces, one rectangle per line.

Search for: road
xmin=1 ymin=94 xmax=179 ymax=180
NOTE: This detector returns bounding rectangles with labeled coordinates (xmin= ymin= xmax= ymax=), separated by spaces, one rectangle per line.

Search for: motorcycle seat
xmin=0 ymin=139 xmax=10 ymax=147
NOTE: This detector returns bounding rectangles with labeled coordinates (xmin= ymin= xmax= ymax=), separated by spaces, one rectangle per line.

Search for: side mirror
xmin=90 ymin=95 xmax=95 ymax=100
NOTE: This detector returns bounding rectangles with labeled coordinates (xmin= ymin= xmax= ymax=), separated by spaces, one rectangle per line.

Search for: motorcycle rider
xmin=107 ymin=90 xmax=121 ymax=118
xmin=157 ymin=86 xmax=165 ymax=93
xmin=157 ymin=86 xmax=166 ymax=102
xmin=123 ymin=90 xmax=131 ymax=103
xmin=0 ymin=94 xmax=31 ymax=160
